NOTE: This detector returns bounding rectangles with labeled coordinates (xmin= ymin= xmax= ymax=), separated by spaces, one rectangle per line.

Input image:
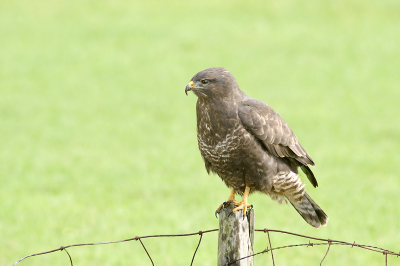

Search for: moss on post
xmin=217 ymin=205 xmax=254 ymax=266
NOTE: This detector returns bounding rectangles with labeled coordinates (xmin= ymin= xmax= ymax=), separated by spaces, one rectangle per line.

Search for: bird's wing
xmin=238 ymin=98 xmax=318 ymax=187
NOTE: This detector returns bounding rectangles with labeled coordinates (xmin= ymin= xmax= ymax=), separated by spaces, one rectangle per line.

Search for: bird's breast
xmin=197 ymin=121 xmax=252 ymax=165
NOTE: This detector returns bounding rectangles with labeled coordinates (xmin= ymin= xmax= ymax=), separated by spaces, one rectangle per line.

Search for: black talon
xmin=223 ymin=200 xmax=234 ymax=208
xmin=228 ymin=210 xmax=233 ymax=217
xmin=215 ymin=210 xmax=219 ymax=218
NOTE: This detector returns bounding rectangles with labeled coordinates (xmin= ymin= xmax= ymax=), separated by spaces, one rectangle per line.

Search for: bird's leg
xmin=215 ymin=188 xmax=238 ymax=217
xmin=230 ymin=186 xmax=252 ymax=216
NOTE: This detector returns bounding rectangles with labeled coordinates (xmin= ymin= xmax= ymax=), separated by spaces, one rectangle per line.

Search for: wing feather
xmin=238 ymin=98 xmax=318 ymax=187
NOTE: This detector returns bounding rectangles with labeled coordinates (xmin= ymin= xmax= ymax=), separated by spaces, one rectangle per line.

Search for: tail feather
xmin=289 ymin=192 xmax=328 ymax=228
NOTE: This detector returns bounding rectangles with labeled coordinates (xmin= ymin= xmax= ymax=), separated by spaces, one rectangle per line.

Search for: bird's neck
xmin=197 ymin=97 xmax=237 ymax=116
xmin=196 ymin=97 xmax=239 ymax=142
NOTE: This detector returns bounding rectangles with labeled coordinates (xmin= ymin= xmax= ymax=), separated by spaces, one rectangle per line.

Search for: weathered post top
xmin=217 ymin=206 xmax=255 ymax=266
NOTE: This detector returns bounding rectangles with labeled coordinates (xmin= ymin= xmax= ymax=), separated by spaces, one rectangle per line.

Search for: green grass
xmin=1 ymin=0 xmax=400 ymax=265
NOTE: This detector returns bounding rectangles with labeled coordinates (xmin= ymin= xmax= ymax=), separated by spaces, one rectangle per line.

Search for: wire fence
xmin=12 ymin=228 xmax=399 ymax=266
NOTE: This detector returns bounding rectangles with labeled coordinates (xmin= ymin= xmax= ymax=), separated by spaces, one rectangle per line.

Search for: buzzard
xmin=185 ymin=67 xmax=328 ymax=228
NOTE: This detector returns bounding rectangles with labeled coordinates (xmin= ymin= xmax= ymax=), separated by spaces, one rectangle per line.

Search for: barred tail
xmin=289 ymin=192 xmax=328 ymax=228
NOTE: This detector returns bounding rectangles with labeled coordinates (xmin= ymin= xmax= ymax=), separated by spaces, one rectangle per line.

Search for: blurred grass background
xmin=1 ymin=0 xmax=399 ymax=265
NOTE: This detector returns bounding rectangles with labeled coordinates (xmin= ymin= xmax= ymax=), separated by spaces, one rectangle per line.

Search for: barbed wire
xmin=12 ymin=228 xmax=399 ymax=266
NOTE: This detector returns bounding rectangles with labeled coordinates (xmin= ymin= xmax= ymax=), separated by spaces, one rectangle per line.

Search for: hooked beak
xmin=185 ymin=81 xmax=203 ymax=96
xmin=185 ymin=81 xmax=193 ymax=96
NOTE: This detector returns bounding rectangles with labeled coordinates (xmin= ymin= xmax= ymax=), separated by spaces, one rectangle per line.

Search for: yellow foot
xmin=230 ymin=200 xmax=253 ymax=216
xmin=215 ymin=187 xmax=237 ymax=217
xmin=215 ymin=199 xmax=242 ymax=217
xmin=215 ymin=186 xmax=253 ymax=217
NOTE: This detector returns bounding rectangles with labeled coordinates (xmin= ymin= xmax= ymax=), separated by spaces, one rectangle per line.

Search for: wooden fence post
xmin=218 ymin=205 xmax=255 ymax=266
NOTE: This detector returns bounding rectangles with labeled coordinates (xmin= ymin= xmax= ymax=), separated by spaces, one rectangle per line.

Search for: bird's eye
xmin=200 ymin=79 xmax=209 ymax=85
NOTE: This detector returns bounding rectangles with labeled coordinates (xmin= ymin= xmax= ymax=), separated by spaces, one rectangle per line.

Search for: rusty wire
xmin=12 ymin=228 xmax=399 ymax=266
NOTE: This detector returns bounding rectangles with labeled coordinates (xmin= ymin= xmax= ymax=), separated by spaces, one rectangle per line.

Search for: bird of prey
xmin=185 ymin=67 xmax=328 ymax=228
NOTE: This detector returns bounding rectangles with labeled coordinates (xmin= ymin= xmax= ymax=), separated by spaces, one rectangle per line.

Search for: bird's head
xmin=185 ymin=67 xmax=241 ymax=100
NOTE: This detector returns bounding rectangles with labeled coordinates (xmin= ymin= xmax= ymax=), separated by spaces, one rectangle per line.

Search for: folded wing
xmin=238 ymin=98 xmax=318 ymax=187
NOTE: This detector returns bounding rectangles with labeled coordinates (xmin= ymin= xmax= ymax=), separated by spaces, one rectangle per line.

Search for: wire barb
xmin=265 ymin=228 xmax=276 ymax=266
xmin=320 ymin=239 xmax=332 ymax=265
xmin=190 ymin=231 xmax=203 ymax=266
xmin=63 ymin=247 xmax=73 ymax=266
xmin=138 ymin=238 xmax=154 ymax=266
xmin=383 ymin=250 xmax=388 ymax=266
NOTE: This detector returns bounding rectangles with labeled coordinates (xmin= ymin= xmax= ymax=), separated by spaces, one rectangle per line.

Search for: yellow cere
xmin=189 ymin=80 xmax=203 ymax=89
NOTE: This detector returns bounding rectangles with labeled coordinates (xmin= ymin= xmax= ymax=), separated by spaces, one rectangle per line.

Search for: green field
xmin=1 ymin=0 xmax=400 ymax=265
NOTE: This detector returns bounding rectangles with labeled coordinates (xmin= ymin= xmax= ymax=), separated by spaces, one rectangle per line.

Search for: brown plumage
xmin=185 ymin=67 xmax=328 ymax=228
